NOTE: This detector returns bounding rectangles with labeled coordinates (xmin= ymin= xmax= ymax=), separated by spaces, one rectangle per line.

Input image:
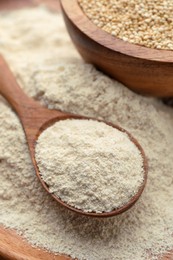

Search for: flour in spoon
xmin=36 ymin=119 xmax=144 ymax=213
xmin=0 ymin=6 xmax=173 ymax=260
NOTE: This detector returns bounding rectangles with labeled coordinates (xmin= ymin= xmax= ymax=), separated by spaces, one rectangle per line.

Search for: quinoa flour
xmin=0 ymin=6 xmax=173 ymax=260
xmin=35 ymin=119 xmax=144 ymax=213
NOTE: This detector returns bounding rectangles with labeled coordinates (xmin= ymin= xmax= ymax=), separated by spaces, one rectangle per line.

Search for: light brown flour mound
xmin=0 ymin=7 xmax=173 ymax=260
xmin=36 ymin=119 xmax=144 ymax=213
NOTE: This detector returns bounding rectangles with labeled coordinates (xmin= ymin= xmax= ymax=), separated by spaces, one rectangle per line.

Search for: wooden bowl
xmin=60 ymin=0 xmax=173 ymax=97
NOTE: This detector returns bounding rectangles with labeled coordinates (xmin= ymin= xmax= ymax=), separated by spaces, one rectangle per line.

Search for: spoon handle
xmin=0 ymin=55 xmax=41 ymax=117
xmin=0 ymin=55 xmax=68 ymax=141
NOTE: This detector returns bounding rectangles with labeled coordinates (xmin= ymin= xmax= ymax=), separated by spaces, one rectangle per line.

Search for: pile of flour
xmin=36 ymin=119 xmax=144 ymax=213
xmin=0 ymin=6 xmax=173 ymax=260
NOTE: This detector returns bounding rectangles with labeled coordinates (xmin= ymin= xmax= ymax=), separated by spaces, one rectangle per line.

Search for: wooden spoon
xmin=0 ymin=55 xmax=147 ymax=218
xmin=61 ymin=0 xmax=173 ymax=97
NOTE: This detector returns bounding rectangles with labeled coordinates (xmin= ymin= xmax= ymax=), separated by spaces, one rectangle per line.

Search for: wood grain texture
xmin=61 ymin=0 xmax=173 ymax=97
xmin=0 ymin=226 xmax=72 ymax=260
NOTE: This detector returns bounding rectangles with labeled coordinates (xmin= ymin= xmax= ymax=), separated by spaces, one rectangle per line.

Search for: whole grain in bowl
xmin=78 ymin=0 xmax=173 ymax=50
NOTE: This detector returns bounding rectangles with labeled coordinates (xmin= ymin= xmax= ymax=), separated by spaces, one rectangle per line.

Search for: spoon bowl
xmin=61 ymin=0 xmax=173 ymax=97
xmin=0 ymin=55 xmax=147 ymax=218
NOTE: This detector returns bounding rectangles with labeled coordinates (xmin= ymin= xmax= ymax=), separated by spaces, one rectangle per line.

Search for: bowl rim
xmin=61 ymin=0 xmax=173 ymax=63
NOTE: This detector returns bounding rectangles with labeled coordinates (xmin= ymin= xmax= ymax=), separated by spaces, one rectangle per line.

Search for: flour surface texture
xmin=36 ymin=119 xmax=144 ymax=213
xmin=0 ymin=7 xmax=173 ymax=260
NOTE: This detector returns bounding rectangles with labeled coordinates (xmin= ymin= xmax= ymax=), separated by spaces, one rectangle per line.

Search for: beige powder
xmin=0 ymin=7 xmax=173 ymax=260
xmin=36 ymin=119 xmax=144 ymax=213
